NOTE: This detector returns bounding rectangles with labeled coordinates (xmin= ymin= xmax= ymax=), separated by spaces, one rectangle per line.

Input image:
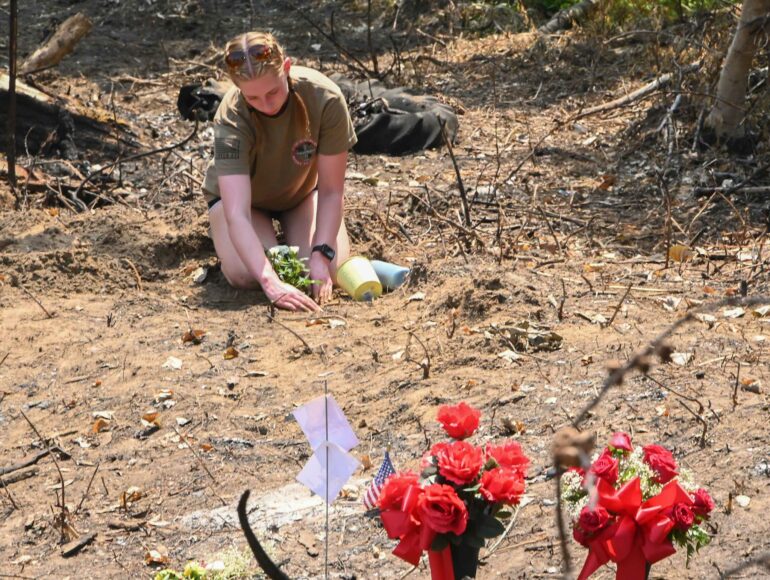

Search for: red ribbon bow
xmin=578 ymin=477 xmax=693 ymax=580
xmin=380 ymin=484 xmax=456 ymax=580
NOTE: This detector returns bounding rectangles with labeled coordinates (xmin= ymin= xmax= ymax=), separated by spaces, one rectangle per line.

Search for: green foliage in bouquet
xmin=266 ymin=245 xmax=318 ymax=292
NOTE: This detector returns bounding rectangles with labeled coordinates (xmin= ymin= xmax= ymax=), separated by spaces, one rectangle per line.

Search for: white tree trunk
xmin=705 ymin=0 xmax=770 ymax=140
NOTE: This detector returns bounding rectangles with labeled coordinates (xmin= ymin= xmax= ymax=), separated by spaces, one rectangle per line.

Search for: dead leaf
xmin=182 ymin=329 xmax=206 ymax=344
xmin=740 ymin=378 xmax=761 ymax=394
xmin=224 ymin=346 xmax=239 ymax=360
xmin=498 ymin=350 xmax=522 ymax=363
xmin=200 ymin=443 xmax=213 ymax=452
xmin=694 ymin=313 xmax=717 ymax=327
xmin=668 ymin=245 xmax=693 ymax=262
xmin=655 ymin=405 xmax=670 ymax=417
xmin=723 ymin=307 xmax=746 ymax=319
xmin=154 ymin=389 xmax=174 ymax=402
xmin=144 ymin=546 xmax=170 ymax=565
xmin=702 ymin=286 xmax=717 ymax=295
xmin=752 ymin=305 xmax=770 ymax=318
xmin=583 ymin=262 xmax=606 ymax=273
xmin=162 ymin=356 xmax=183 ymax=370
xmin=360 ymin=454 xmax=372 ymax=470
xmin=92 ymin=418 xmax=110 ymax=433
xmin=669 ymin=352 xmax=693 ymax=366
xmin=46 ymin=479 xmax=74 ymax=490
xmin=597 ymin=174 xmax=616 ymax=190
xmin=407 ymin=292 xmax=426 ymax=303
xmin=141 ymin=410 xmax=160 ymax=427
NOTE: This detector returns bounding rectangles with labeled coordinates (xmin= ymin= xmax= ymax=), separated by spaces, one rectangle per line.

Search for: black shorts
xmin=207 ymin=197 xmax=281 ymax=220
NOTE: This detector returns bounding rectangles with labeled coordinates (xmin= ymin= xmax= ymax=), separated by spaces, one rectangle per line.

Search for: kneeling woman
xmin=203 ymin=31 xmax=357 ymax=312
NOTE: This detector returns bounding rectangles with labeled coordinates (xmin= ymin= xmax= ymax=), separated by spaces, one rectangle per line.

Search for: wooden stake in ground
xmin=19 ymin=13 xmax=93 ymax=75
xmin=7 ymin=0 xmax=18 ymax=197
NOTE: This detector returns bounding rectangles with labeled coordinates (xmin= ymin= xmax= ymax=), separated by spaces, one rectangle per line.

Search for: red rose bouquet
xmin=561 ymin=432 xmax=713 ymax=580
xmin=377 ymin=402 xmax=529 ymax=579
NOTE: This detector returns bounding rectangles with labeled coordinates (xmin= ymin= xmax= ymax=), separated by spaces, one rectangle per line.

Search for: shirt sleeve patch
xmin=215 ymin=137 xmax=241 ymax=160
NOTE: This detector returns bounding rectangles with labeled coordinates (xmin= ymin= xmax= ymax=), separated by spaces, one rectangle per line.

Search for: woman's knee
xmin=220 ymin=263 xmax=258 ymax=289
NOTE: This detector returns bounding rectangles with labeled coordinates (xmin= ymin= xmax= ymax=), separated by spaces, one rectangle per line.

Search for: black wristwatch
xmin=312 ymin=243 xmax=335 ymax=262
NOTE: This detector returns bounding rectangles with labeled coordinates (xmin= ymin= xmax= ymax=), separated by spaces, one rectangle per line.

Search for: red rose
xmin=671 ymin=503 xmax=695 ymax=530
xmin=609 ymin=432 xmax=633 ymax=453
xmin=434 ymin=441 xmax=484 ymax=485
xmin=436 ymin=402 xmax=481 ymax=440
xmin=573 ymin=525 xmax=591 ymax=547
xmin=643 ymin=445 xmax=678 ymax=484
xmin=480 ymin=467 xmax=526 ymax=505
xmin=422 ymin=442 xmax=450 ymax=469
xmin=378 ymin=472 xmax=421 ymax=512
xmin=590 ymin=449 xmax=619 ymax=484
xmin=416 ymin=484 xmax=468 ymax=536
xmin=486 ymin=442 xmax=530 ymax=478
xmin=691 ymin=488 xmax=715 ymax=518
xmin=573 ymin=506 xmax=612 ymax=546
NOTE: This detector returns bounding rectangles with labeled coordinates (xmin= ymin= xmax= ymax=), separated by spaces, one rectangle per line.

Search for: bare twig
xmin=73 ymin=120 xmax=199 ymax=201
xmin=19 ymin=284 xmax=55 ymax=318
xmin=0 ymin=473 xmax=18 ymax=509
xmin=439 ymin=119 xmax=471 ymax=228
xmin=20 ymin=411 xmax=68 ymax=541
xmin=172 ymin=426 xmax=219 ymax=488
xmin=121 ymin=258 xmax=143 ymax=291
xmin=537 ymin=206 xmax=562 ymax=254
xmin=0 ymin=447 xmax=64 ymax=476
xmin=75 ymin=463 xmax=100 ymax=514
xmin=7 ymin=0 xmax=18 ymax=201
xmin=558 ymin=279 xmax=567 ymax=321
xmin=266 ymin=314 xmax=314 ymax=356
xmin=407 ymin=331 xmax=431 ymax=379
xmin=481 ymin=504 xmax=521 ymax=561
xmin=554 ymin=469 xmax=573 ymax=575
xmin=605 ymin=282 xmax=632 ymax=328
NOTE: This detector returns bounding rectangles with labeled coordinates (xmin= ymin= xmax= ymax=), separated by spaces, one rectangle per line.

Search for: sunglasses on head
xmin=224 ymin=44 xmax=272 ymax=68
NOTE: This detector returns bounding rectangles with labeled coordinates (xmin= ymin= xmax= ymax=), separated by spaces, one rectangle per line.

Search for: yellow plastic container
xmin=336 ymin=256 xmax=382 ymax=301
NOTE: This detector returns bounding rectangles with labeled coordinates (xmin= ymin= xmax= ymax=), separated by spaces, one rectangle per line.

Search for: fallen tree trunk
xmin=573 ymin=62 xmax=701 ymax=120
xmin=19 ymin=12 xmax=93 ymax=74
xmin=539 ymin=0 xmax=604 ymax=34
xmin=0 ymin=73 xmax=137 ymax=159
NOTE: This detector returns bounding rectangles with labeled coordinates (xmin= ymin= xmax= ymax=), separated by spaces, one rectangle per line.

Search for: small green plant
xmin=266 ymin=245 xmax=318 ymax=292
xmin=154 ymin=546 xmax=264 ymax=580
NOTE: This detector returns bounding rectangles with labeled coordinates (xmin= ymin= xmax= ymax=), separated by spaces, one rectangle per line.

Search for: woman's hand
xmin=261 ymin=274 xmax=320 ymax=312
xmin=309 ymin=253 xmax=333 ymax=305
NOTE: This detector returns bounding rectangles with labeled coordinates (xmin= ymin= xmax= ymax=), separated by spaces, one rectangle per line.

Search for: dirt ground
xmin=2 ymin=1 xmax=770 ymax=579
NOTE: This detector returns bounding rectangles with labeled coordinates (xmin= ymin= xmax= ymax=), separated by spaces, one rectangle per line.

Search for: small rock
xmin=735 ymin=495 xmax=751 ymax=508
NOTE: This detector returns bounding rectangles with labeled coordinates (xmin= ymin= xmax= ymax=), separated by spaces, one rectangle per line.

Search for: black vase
xmin=450 ymin=542 xmax=481 ymax=579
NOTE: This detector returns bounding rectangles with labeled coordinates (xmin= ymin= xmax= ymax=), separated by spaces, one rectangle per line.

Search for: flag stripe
xmin=362 ymin=450 xmax=396 ymax=510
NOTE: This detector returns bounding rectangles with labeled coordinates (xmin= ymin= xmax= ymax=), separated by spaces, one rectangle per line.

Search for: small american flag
xmin=363 ymin=450 xmax=396 ymax=510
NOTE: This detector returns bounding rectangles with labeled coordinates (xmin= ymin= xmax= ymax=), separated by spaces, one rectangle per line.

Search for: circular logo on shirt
xmin=292 ymin=139 xmax=317 ymax=166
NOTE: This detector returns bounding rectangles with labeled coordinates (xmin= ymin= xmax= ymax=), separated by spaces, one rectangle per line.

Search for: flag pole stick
xmin=324 ymin=380 xmax=329 ymax=580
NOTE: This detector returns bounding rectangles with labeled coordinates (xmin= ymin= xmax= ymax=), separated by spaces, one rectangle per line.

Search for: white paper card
xmin=296 ymin=441 xmax=361 ymax=504
xmin=292 ymin=395 xmax=359 ymax=452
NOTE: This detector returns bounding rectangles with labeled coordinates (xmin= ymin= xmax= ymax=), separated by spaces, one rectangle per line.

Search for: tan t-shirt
xmin=202 ymin=66 xmax=357 ymax=212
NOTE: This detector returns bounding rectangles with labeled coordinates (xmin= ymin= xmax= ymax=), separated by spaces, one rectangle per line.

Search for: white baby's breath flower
xmin=677 ymin=468 xmax=697 ymax=492
xmin=562 ymin=470 xmax=583 ymax=492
